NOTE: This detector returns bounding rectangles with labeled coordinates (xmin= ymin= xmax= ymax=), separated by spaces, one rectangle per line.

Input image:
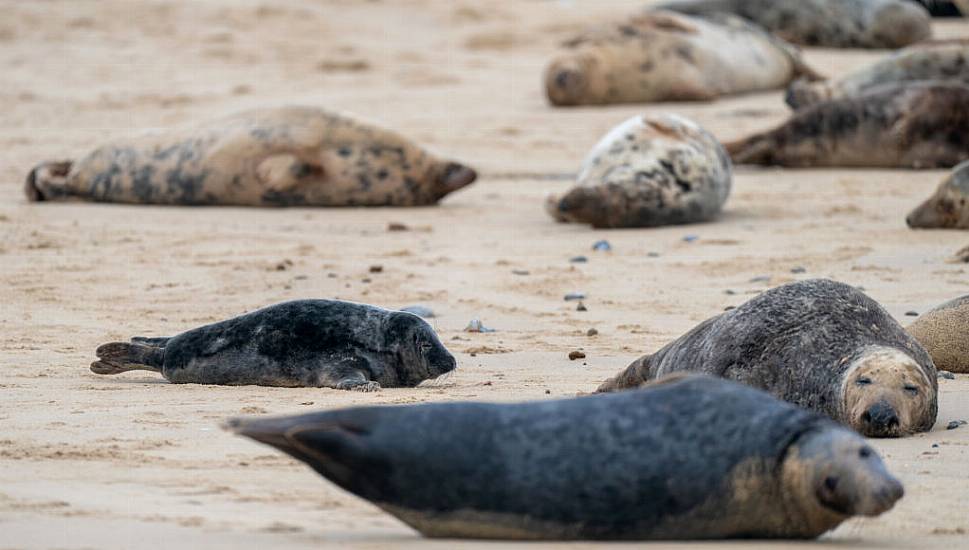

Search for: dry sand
xmin=1 ymin=1 xmax=968 ymax=548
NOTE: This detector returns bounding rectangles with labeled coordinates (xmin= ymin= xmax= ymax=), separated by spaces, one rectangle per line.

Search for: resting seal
xmin=228 ymin=375 xmax=903 ymax=540
xmin=598 ymin=280 xmax=938 ymax=438
xmin=911 ymin=0 xmax=969 ymax=17
xmin=25 ymin=106 xmax=476 ymax=206
xmin=726 ymin=82 xmax=969 ymax=169
xmin=545 ymin=11 xmax=820 ymax=106
xmin=545 ymin=113 xmax=731 ymax=228
xmin=908 ymin=295 xmax=969 ymax=373
xmin=655 ymin=0 xmax=931 ymax=48
xmin=91 ymin=300 xmax=455 ymax=391
xmin=907 ymin=160 xmax=969 ymax=229
xmin=787 ymin=42 xmax=969 ymax=110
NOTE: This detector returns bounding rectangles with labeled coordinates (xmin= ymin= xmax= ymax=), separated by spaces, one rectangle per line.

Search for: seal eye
xmin=856 ymin=377 xmax=872 ymax=386
xmin=859 ymin=447 xmax=872 ymax=459
xmin=903 ymin=384 xmax=919 ymax=396
xmin=419 ymin=341 xmax=432 ymax=354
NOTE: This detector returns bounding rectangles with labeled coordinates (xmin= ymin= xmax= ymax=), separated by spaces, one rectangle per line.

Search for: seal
xmin=597 ymin=279 xmax=938 ymax=438
xmin=654 ymin=0 xmax=932 ymax=48
xmin=906 ymin=159 xmax=969 ymax=229
xmin=726 ymin=82 xmax=969 ymax=169
xmin=90 ymin=299 xmax=456 ymax=391
xmin=908 ymin=295 xmax=969 ymax=373
xmin=25 ymin=106 xmax=476 ymax=206
xmin=787 ymin=41 xmax=969 ymax=110
xmin=545 ymin=113 xmax=731 ymax=228
xmin=226 ymin=374 xmax=904 ymax=540
xmin=545 ymin=11 xmax=821 ymax=106
xmin=911 ymin=0 xmax=969 ymax=17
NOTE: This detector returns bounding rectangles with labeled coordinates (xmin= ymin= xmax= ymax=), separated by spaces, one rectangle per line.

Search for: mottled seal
xmin=545 ymin=114 xmax=731 ymax=228
xmin=907 ymin=160 xmax=969 ymax=228
xmin=787 ymin=42 xmax=969 ymax=110
xmin=726 ymin=82 xmax=969 ymax=169
xmin=655 ymin=0 xmax=931 ymax=48
xmin=91 ymin=300 xmax=456 ymax=391
xmin=598 ymin=280 xmax=938 ymax=438
xmin=25 ymin=106 xmax=476 ymax=206
xmin=545 ymin=11 xmax=820 ymax=106
xmin=227 ymin=374 xmax=903 ymax=540
xmin=908 ymin=295 xmax=969 ymax=373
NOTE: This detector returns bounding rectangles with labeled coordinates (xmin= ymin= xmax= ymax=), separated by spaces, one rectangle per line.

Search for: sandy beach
xmin=1 ymin=1 xmax=967 ymax=548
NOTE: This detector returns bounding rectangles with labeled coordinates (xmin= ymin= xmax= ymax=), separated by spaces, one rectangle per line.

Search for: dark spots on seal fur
xmin=132 ymin=164 xmax=156 ymax=202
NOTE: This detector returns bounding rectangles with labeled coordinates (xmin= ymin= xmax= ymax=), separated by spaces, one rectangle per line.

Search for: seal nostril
xmin=861 ymin=411 xmax=872 ymax=424
xmin=824 ymin=476 xmax=838 ymax=492
xmin=555 ymin=70 xmax=574 ymax=89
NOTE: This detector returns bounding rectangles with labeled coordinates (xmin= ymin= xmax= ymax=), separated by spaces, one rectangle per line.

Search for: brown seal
xmin=908 ymin=295 xmax=969 ymax=373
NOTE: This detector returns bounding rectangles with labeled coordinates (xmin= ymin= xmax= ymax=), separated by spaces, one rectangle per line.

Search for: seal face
xmin=227 ymin=375 xmax=903 ymax=540
xmin=25 ymin=106 xmax=476 ymax=207
xmin=655 ymin=0 xmax=932 ymax=48
xmin=597 ymin=279 xmax=938 ymax=438
xmin=726 ymin=82 xmax=969 ymax=169
xmin=545 ymin=11 xmax=820 ymax=106
xmin=908 ymin=294 xmax=969 ymax=373
xmin=546 ymin=114 xmax=731 ymax=228
xmin=90 ymin=300 xmax=456 ymax=390
xmin=787 ymin=42 xmax=969 ymax=110
xmin=907 ymin=160 xmax=969 ymax=228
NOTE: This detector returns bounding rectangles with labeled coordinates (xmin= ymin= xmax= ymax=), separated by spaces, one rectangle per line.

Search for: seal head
xmin=841 ymin=347 xmax=936 ymax=438
xmin=907 ymin=160 xmax=969 ymax=228
xmin=384 ymin=312 xmax=456 ymax=387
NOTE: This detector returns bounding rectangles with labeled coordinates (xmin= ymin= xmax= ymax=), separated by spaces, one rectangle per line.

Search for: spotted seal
xmin=598 ymin=279 xmax=938 ymax=438
xmin=907 ymin=159 xmax=969 ymax=229
xmin=545 ymin=11 xmax=821 ymax=106
xmin=655 ymin=0 xmax=932 ymax=48
xmin=25 ymin=106 xmax=476 ymax=206
xmin=787 ymin=41 xmax=969 ymax=109
xmin=545 ymin=113 xmax=731 ymax=228
xmin=908 ymin=295 xmax=969 ymax=373
xmin=227 ymin=374 xmax=903 ymax=540
xmin=91 ymin=300 xmax=456 ymax=391
xmin=726 ymin=82 xmax=969 ymax=169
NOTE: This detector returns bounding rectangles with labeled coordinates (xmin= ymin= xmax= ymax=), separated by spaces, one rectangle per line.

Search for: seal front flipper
xmin=256 ymin=155 xmax=326 ymax=192
xmin=319 ymin=356 xmax=381 ymax=392
xmin=91 ymin=342 xmax=164 ymax=375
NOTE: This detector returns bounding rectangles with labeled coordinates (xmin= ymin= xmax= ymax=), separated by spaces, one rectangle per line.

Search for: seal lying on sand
xmin=598 ymin=280 xmax=937 ymax=438
xmin=907 ymin=160 xmax=969 ymax=229
xmin=655 ymin=0 xmax=931 ymax=48
xmin=911 ymin=0 xmax=969 ymax=17
xmin=908 ymin=295 xmax=969 ymax=373
xmin=228 ymin=375 xmax=903 ymax=540
xmin=545 ymin=11 xmax=820 ymax=106
xmin=546 ymin=114 xmax=731 ymax=228
xmin=787 ymin=42 xmax=969 ymax=109
xmin=726 ymin=82 xmax=969 ymax=169
xmin=91 ymin=300 xmax=456 ymax=391
xmin=26 ymin=106 xmax=476 ymax=206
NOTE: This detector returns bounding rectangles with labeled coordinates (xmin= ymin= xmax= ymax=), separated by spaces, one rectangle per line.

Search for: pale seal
xmin=655 ymin=0 xmax=932 ymax=48
xmin=25 ymin=106 xmax=476 ymax=206
xmin=908 ymin=295 xmax=969 ymax=373
xmin=227 ymin=375 xmax=903 ymax=540
xmin=787 ymin=41 xmax=969 ymax=110
xmin=91 ymin=300 xmax=456 ymax=391
xmin=545 ymin=11 xmax=820 ymax=106
xmin=598 ymin=279 xmax=938 ymax=438
xmin=907 ymin=159 xmax=969 ymax=229
xmin=726 ymin=82 xmax=969 ymax=169
xmin=545 ymin=113 xmax=731 ymax=228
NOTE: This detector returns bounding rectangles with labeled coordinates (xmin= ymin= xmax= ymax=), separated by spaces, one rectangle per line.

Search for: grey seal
xmin=907 ymin=159 xmax=969 ymax=229
xmin=908 ymin=295 xmax=969 ymax=373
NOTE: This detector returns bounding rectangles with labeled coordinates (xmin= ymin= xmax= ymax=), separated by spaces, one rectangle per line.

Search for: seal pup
xmin=598 ymin=279 xmax=938 ymax=438
xmin=654 ymin=0 xmax=931 ymax=48
xmin=908 ymin=295 xmax=969 ymax=373
xmin=787 ymin=42 xmax=969 ymax=109
xmin=25 ymin=106 xmax=476 ymax=206
xmin=545 ymin=113 xmax=731 ymax=228
xmin=91 ymin=300 xmax=456 ymax=391
xmin=545 ymin=11 xmax=821 ymax=106
xmin=906 ymin=160 xmax=969 ymax=228
xmin=726 ymin=82 xmax=969 ymax=169
xmin=227 ymin=375 xmax=903 ymax=540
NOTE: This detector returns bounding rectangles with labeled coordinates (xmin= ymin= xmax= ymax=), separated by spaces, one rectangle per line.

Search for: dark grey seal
xmin=91 ymin=300 xmax=456 ymax=391
xmin=227 ymin=375 xmax=904 ymax=540
xmin=598 ymin=279 xmax=938 ymax=438
xmin=907 ymin=159 xmax=969 ymax=229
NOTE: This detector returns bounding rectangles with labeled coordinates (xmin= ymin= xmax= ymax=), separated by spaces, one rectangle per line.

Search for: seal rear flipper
xmin=91 ymin=342 xmax=164 ymax=374
xmin=596 ymin=354 xmax=655 ymax=392
xmin=724 ymin=134 xmax=774 ymax=165
xmin=25 ymin=160 xmax=73 ymax=202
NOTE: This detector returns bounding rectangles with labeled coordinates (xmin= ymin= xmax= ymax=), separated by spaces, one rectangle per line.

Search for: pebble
xmin=647 ymin=252 xmax=660 ymax=258
xmin=369 ymin=265 xmax=383 ymax=273
xmin=939 ymin=370 xmax=955 ymax=380
xmin=724 ymin=289 xmax=736 ymax=295
xmin=790 ymin=266 xmax=806 ymax=274
xmin=587 ymin=328 xmax=598 ymax=337
xmin=724 ymin=306 xmax=736 ymax=311
xmin=464 ymin=319 xmax=496 ymax=333
xmin=682 ymin=234 xmax=699 ymax=243
xmin=749 ymin=275 xmax=771 ymax=283
xmin=387 ymin=222 xmax=409 ymax=231
xmin=904 ymin=311 xmax=918 ymax=317
xmin=568 ymin=350 xmax=586 ymax=360
xmin=570 ymin=255 xmax=588 ymax=263
xmin=946 ymin=420 xmax=967 ymax=430
xmin=564 ymin=292 xmax=586 ymax=301
xmin=400 ymin=305 xmax=435 ymax=318
xmin=592 ymin=240 xmax=612 ymax=252
xmin=576 ymin=302 xmax=588 ymax=312
xmin=512 ymin=269 xmax=530 ymax=276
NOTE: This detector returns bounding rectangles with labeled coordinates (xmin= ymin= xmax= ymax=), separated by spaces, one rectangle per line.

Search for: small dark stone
xmin=570 ymin=256 xmax=588 ymax=263
xmin=790 ymin=266 xmax=806 ymax=274
xmin=946 ymin=420 xmax=967 ymax=430
xmin=576 ymin=302 xmax=588 ymax=312
xmin=647 ymin=252 xmax=660 ymax=258
xmin=568 ymin=350 xmax=586 ymax=360
xmin=724 ymin=289 xmax=736 ymax=295
xmin=904 ymin=311 xmax=918 ymax=317
xmin=361 ymin=278 xmax=372 ymax=284
xmin=587 ymin=328 xmax=598 ymax=336
xmin=294 ymin=275 xmax=308 ymax=280
xmin=749 ymin=275 xmax=771 ymax=283
xmin=387 ymin=222 xmax=409 ymax=231
xmin=327 ymin=273 xmax=337 ymax=278
xmin=724 ymin=306 xmax=736 ymax=311
xmin=564 ymin=292 xmax=586 ymax=301
xmin=512 ymin=269 xmax=530 ymax=276
xmin=939 ymin=370 xmax=955 ymax=380
xmin=592 ymin=240 xmax=612 ymax=252
xmin=545 ymin=389 xmax=551 ymax=395
xmin=369 ymin=265 xmax=383 ymax=273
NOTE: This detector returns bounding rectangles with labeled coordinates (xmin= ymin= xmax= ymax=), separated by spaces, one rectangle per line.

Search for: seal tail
xmin=91 ymin=342 xmax=164 ymax=375
xmin=25 ymin=161 xmax=74 ymax=202
xmin=596 ymin=354 xmax=655 ymax=393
